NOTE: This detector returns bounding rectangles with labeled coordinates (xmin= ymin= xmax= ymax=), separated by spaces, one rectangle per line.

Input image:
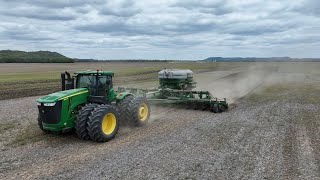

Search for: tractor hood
xmin=37 ymin=88 xmax=88 ymax=103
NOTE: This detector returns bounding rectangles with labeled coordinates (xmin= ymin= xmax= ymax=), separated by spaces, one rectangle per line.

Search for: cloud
xmin=0 ymin=23 xmax=55 ymax=41
xmin=172 ymin=0 xmax=232 ymax=16
xmin=2 ymin=7 xmax=78 ymax=21
xmin=75 ymin=12 xmax=218 ymax=36
xmin=0 ymin=0 xmax=319 ymax=59
xmin=2 ymin=0 xmax=97 ymax=8
xmin=98 ymin=0 xmax=141 ymax=17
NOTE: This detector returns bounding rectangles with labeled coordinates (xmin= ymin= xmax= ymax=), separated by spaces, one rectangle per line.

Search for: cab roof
xmin=75 ymin=70 xmax=114 ymax=75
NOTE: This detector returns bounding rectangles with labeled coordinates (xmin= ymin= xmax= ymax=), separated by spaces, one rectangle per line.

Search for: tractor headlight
xmin=43 ymin=102 xmax=56 ymax=106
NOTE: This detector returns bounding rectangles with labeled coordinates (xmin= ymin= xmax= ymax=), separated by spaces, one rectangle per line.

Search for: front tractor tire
xmin=37 ymin=115 xmax=49 ymax=133
xmin=75 ymin=103 xmax=98 ymax=140
xmin=127 ymin=96 xmax=151 ymax=127
xmin=87 ymin=104 xmax=120 ymax=142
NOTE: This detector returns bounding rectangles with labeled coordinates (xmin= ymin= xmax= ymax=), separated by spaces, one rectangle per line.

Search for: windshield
xmin=77 ymin=75 xmax=112 ymax=88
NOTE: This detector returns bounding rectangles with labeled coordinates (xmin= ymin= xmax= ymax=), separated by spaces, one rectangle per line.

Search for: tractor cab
xmin=61 ymin=70 xmax=116 ymax=104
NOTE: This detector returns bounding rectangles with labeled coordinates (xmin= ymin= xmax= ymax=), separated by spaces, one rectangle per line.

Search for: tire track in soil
xmin=296 ymin=126 xmax=319 ymax=179
xmin=282 ymin=105 xmax=299 ymax=179
xmin=301 ymin=109 xmax=320 ymax=177
xmin=42 ymin=109 xmax=218 ymax=179
xmin=216 ymin=103 xmax=271 ymax=179
xmin=0 ymin=107 xmax=213 ymax=179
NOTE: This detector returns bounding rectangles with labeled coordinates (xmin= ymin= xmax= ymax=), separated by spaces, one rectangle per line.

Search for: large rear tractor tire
xmin=127 ymin=96 xmax=151 ymax=127
xmin=87 ymin=104 xmax=120 ymax=142
xmin=117 ymin=95 xmax=134 ymax=126
xmin=75 ymin=103 xmax=98 ymax=140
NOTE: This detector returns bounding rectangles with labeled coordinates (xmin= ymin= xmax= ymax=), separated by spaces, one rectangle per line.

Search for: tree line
xmin=0 ymin=50 xmax=74 ymax=63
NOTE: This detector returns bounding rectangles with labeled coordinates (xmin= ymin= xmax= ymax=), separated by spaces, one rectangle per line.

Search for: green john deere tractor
xmin=36 ymin=70 xmax=150 ymax=142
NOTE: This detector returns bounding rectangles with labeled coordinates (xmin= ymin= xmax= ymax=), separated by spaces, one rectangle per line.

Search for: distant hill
xmin=74 ymin=58 xmax=176 ymax=62
xmin=0 ymin=50 xmax=74 ymax=63
xmin=203 ymin=57 xmax=320 ymax=62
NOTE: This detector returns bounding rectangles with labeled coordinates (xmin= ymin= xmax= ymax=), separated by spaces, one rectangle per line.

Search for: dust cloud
xmin=195 ymin=63 xmax=275 ymax=103
xmin=195 ymin=62 xmax=318 ymax=104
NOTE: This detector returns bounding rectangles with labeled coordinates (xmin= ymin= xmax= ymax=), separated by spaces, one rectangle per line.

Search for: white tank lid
xmin=158 ymin=69 xmax=193 ymax=79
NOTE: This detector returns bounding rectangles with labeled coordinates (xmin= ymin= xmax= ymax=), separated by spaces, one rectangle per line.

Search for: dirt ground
xmin=0 ymin=62 xmax=320 ymax=179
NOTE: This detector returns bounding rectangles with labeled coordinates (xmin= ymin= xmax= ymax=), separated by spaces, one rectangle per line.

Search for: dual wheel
xmin=75 ymin=96 xmax=150 ymax=142
xmin=211 ymin=103 xmax=227 ymax=113
xmin=185 ymin=102 xmax=227 ymax=113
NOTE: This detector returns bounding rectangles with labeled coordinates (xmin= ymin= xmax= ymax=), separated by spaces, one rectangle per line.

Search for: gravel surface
xmin=1 ymin=68 xmax=320 ymax=179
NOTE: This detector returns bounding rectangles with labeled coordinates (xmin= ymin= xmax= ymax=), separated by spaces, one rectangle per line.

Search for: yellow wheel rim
xmin=102 ymin=113 xmax=116 ymax=135
xmin=138 ymin=103 xmax=149 ymax=121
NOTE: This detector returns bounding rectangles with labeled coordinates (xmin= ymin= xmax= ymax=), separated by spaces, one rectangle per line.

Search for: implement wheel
xmin=211 ymin=103 xmax=219 ymax=113
xmin=192 ymin=102 xmax=198 ymax=110
xmin=127 ymin=96 xmax=150 ymax=126
xmin=219 ymin=104 xmax=225 ymax=112
xmin=87 ymin=104 xmax=120 ymax=142
xmin=201 ymin=103 xmax=208 ymax=111
xmin=75 ymin=103 xmax=98 ymax=140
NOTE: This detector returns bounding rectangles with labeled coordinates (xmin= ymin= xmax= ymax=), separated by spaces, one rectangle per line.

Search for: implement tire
xmin=117 ymin=95 xmax=134 ymax=126
xmin=212 ymin=103 xmax=219 ymax=113
xmin=75 ymin=103 xmax=98 ymax=140
xmin=218 ymin=104 xmax=225 ymax=112
xmin=87 ymin=104 xmax=120 ymax=142
xmin=127 ymin=96 xmax=150 ymax=127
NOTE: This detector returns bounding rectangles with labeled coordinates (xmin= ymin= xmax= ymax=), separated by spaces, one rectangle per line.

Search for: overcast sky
xmin=0 ymin=0 xmax=319 ymax=59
